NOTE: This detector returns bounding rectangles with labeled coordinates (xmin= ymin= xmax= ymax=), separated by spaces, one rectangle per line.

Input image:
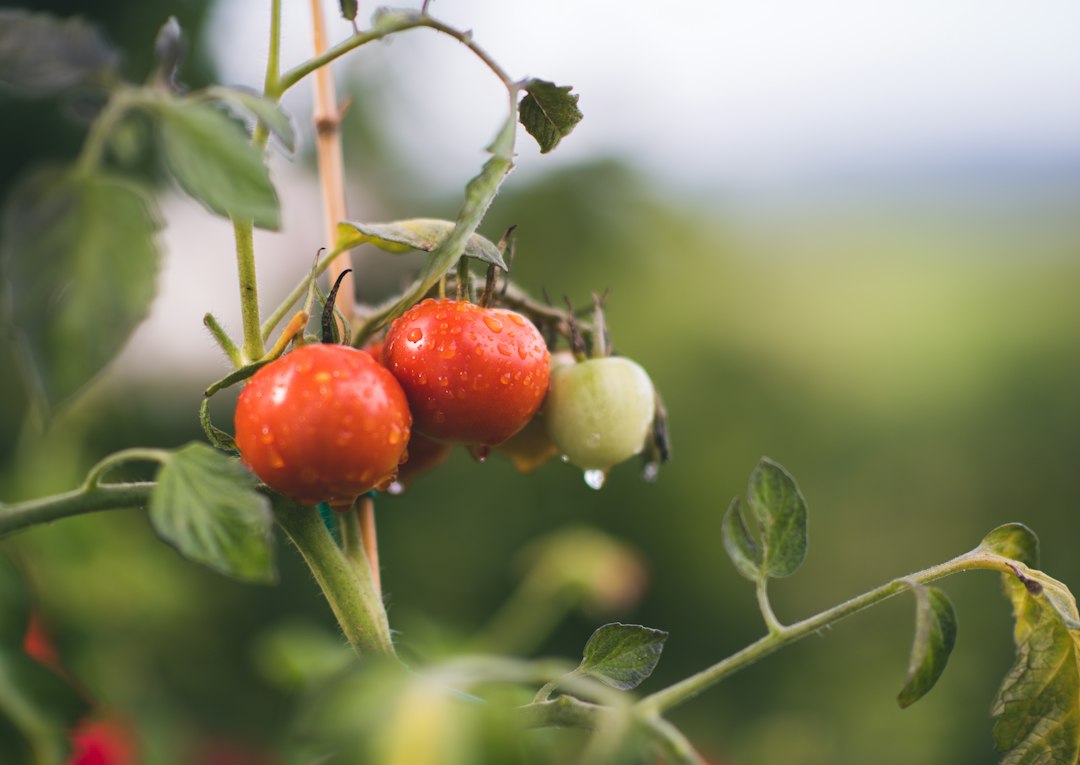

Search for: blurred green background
xmin=3 ymin=2 xmax=1080 ymax=764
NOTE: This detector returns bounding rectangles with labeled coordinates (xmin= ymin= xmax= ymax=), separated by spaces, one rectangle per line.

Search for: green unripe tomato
xmin=545 ymin=356 xmax=656 ymax=470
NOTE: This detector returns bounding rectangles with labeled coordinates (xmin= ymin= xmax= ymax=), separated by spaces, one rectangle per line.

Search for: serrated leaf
xmin=0 ymin=646 xmax=89 ymax=763
xmin=336 ymin=218 xmax=507 ymax=269
xmin=897 ymin=584 xmax=957 ymax=708
xmin=745 ymin=457 xmax=808 ymax=578
xmin=721 ymin=497 xmax=760 ymax=581
xmin=519 ymin=79 xmax=582 ymax=154
xmin=206 ymin=86 xmax=296 ymax=153
xmin=150 ymin=443 xmax=276 ymax=583
xmin=155 ymin=99 xmax=280 ymax=229
xmin=0 ymin=10 xmax=118 ymax=96
xmin=979 ymin=523 xmax=1040 ymax=569
xmin=578 ymin=623 xmax=668 ymax=691
xmin=339 ymin=0 xmax=359 ymax=22
xmin=992 ymin=562 xmax=1080 ymax=764
xmin=1 ymin=167 xmax=160 ymax=412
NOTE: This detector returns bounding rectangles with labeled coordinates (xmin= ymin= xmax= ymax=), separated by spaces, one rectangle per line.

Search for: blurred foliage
xmin=3 ymin=2 xmax=1080 ymax=764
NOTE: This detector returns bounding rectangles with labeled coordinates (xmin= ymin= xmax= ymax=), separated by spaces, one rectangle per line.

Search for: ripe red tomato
xmin=234 ymin=344 xmax=412 ymax=505
xmin=383 ymin=299 xmax=550 ymax=446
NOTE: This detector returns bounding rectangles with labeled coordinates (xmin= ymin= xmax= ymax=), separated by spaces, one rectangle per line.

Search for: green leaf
xmin=0 ymin=557 xmax=29 ymax=646
xmin=0 ymin=10 xmax=118 ymax=96
xmin=979 ymin=523 xmax=1040 ymax=568
xmin=339 ymin=0 xmax=359 ymax=22
xmin=1 ymin=167 xmax=160 ymax=412
xmin=897 ymin=584 xmax=957 ymax=709
xmin=155 ymin=99 xmax=280 ymax=230
xmin=992 ymin=561 xmax=1080 ymax=764
xmin=336 ymin=218 xmax=507 ymax=270
xmin=721 ymin=497 xmax=760 ymax=581
xmin=0 ymin=646 xmax=89 ymax=764
xmin=519 ymin=79 xmax=583 ymax=154
xmin=578 ymin=622 xmax=668 ymax=691
xmin=205 ymin=86 xmax=296 ymax=153
xmin=149 ymin=443 xmax=276 ymax=583
xmin=746 ymin=457 xmax=808 ymax=578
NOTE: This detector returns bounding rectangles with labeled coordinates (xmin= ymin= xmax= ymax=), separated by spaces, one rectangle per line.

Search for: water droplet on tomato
xmin=497 ymin=343 xmax=511 ymax=356
xmin=483 ymin=315 xmax=503 ymax=333
xmin=508 ymin=313 xmax=526 ymax=326
xmin=437 ymin=375 xmax=449 ymax=387
xmin=499 ymin=372 xmax=511 ymax=385
xmin=584 ymin=469 xmax=607 ymax=490
xmin=416 ymin=372 xmax=428 ymax=385
xmin=517 ymin=344 xmax=528 ymax=360
xmin=407 ymin=328 xmax=423 ymax=343
xmin=388 ymin=426 xmax=401 ymax=445
xmin=439 ymin=343 xmax=456 ymax=359
xmin=434 ymin=410 xmax=447 ymax=423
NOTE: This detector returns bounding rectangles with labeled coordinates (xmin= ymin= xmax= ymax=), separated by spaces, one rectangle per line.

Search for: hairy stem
xmin=277 ymin=12 xmax=513 ymax=96
xmin=637 ymin=550 xmax=1022 ymax=715
xmin=0 ymin=483 xmax=153 ymax=539
xmin=273 ymin=502 xmax=394 ymax=657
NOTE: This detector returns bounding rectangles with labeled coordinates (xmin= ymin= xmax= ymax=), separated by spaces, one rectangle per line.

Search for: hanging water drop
xmin=387 ymin=480 xmax=405 ymax=495
xmin=583 ymin=469 xmax=607 ymax=490
xmin=641 ymin=461 xmax=660 ymax=483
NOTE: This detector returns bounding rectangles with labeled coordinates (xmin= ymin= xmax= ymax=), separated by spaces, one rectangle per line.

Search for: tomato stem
xmin=273 ymin=500 xmax=395 ymax=658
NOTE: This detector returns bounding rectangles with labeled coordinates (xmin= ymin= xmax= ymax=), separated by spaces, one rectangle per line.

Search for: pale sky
xmin=209 ymin=0 xmax=1080 ymax=191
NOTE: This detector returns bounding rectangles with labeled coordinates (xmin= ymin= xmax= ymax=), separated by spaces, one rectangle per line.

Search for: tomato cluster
xmin=234 ymin=297 xmax=659 ymax=504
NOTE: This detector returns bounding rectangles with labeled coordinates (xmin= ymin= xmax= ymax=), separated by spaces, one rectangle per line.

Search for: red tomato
xmin=69 ymin=717 xmax=137 ymax=765
xmin=383 ymin=299 xmax=550 ymax=446
xmin=234 ymin=344 xmax=412 ymax=505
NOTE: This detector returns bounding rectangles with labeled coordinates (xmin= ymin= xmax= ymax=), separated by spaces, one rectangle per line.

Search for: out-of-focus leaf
xmin=991 ymin=561 xmax=1080 ymax=765
xmin=0 ymin=646 xmax=89 ymax=764
xmin=578 ymin=622 xmax=668 ymax=691
xmin=519 ymin=79 xmax=582 ymax=154
xmin=155 ymin=98 xmax=280 ymax=229
xmin=205 ymin=86 xmax=296 ymax=153
xmin=337 ymin=218 xmax=506 ymax=269
xmin=1 ymin=167 xmax=160 ymax=413
xmin=339 ymin=0 xmax=359 ymax=22
xmin=897 ymin=584 xmax=957 ymax=708
xmin=0 ymin=10 xmax=118 ymax=96
xmin=0 ymin=557 xmax=29 ymax=646
xmin=150 ymin=443 xmax=276 ymax=583
xmin=253 ymin=620 xmax=355 ymax=691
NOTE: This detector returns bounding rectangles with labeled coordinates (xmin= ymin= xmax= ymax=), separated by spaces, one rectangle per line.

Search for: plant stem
xmin=277 ymin=12 xmax=514 ymax=96
xmin=0 ymin=483 xmax=153 ymax=539
xmin=756 ymin=577 xmax=784 ymax=634
xmin=309 ymin=0 xmax=355 ymax=335
xmin=636 ymin=550 xmax=1021 ymax=716
xmin=75 ymin=89 xmax=133 ymax=175
xmin=272 ymin=501 xmax=395 ymax=657
xmin=232 ymin=218 xmax=265 ymax=363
